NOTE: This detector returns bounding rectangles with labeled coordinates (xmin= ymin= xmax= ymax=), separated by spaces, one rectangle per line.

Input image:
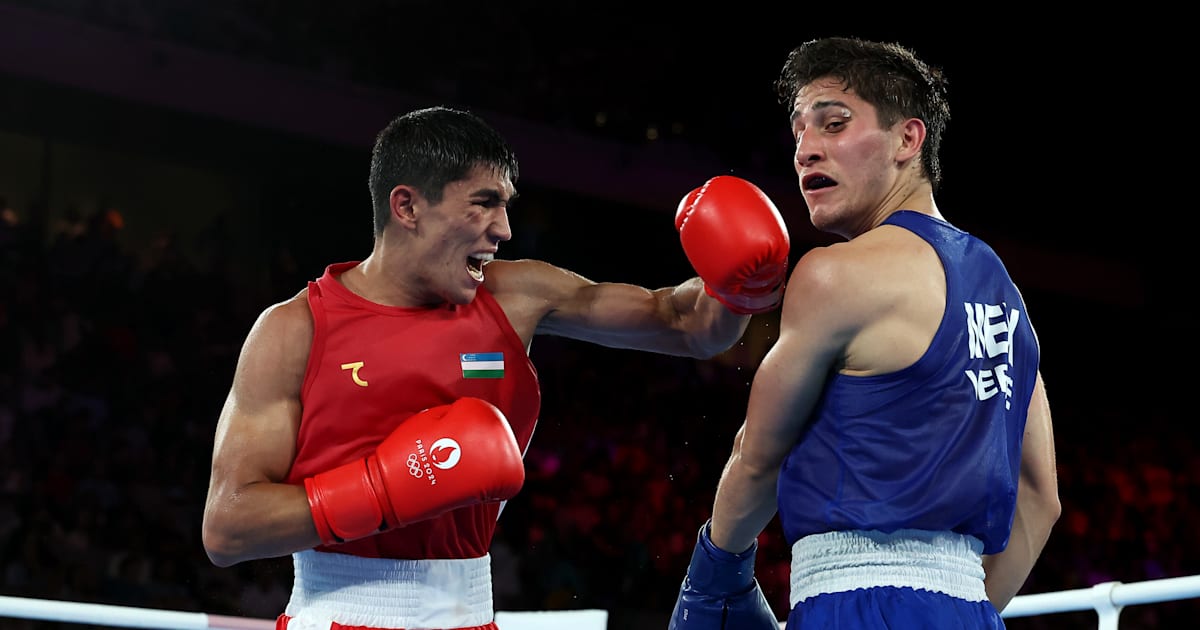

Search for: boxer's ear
xmin=389 ymin=185 xmax=418 ymax=228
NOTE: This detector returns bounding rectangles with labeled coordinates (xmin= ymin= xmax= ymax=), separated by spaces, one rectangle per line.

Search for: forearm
xmin=670 ymin=277 xmax=752 ymax=358
xmin=983 ymin=491 xmax=1060 ymax=611
xmin=709 ymin=451 xmax=779 ymax=554
xmin=986 ymin=373 xmax=1060 ymax=610
xmin=203 ymin=481 xmax=321 ymax=567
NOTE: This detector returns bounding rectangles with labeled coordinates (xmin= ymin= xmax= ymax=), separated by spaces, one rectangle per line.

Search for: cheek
xmin=846 ymin=134 xmax=888 ymax=163
xmin=847 ymin=138 xmax=893 ymax=183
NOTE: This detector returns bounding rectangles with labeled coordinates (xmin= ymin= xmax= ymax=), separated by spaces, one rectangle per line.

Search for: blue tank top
xmin=776 ymin=211 xmax=1040 ymax=554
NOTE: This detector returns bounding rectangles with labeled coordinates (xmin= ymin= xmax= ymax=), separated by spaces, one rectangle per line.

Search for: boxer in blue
xmin=669 ymin=37 xmax=1061 ymax=629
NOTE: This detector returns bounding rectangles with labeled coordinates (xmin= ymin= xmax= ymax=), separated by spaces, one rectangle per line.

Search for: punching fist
xmin=305 ymin=397 xmax=525 ymax=545
xmin=669 ymin=520 xmax=778 ymax=630
xmin=676 ymin=176 xmax=789 ymax=315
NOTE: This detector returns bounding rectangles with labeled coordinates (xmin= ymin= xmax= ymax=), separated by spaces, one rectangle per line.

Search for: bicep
xmin=531 ymin=263 xmax=692 ymax=351
xmin=209 ymin=304 xmax=308 ymax=495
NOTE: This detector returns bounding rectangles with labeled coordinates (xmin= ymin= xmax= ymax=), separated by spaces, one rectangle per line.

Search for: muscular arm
xmin=487 ymin=259 xmax=750 ymax=359
xmin=201 ymin=295 xmax=321 ymax=567
xmin=983 ymin=373 xmax=1061 ymax=611
xmin=708 ymin=250 xmax=852 ymax=553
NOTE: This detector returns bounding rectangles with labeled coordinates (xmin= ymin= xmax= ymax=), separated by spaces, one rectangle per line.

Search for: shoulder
xmin=245 ymin=289 xmax=314 ymax=353
xmin=483 ymin=258 xmax=600 ymax=343
xmin=483 ymin=258 xmax=591 ymax=301
xmin=786 ymin=228 xmax=930 ymax=326
xmin=230 ymin=290 xmax=312 ymax=402
xmin=782 ymin=244 xmax=854 ymax=330
xmin=786 ymin=240 xmax=874 ymax=302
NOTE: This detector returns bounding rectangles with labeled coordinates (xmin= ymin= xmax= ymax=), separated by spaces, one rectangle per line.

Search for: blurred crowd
xmin=0 ymin=192 xmax=1196 ymax=630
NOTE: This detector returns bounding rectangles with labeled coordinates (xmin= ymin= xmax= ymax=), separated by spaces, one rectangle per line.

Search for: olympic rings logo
xmin=406 ymin=453 xmax=424 ymax=478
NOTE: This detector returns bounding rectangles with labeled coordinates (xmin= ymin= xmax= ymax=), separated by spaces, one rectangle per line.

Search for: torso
xmin=777 ymin=211 xmax=1040 ymax=554
xmin=287 ymin=261 xmax=541 ymax=559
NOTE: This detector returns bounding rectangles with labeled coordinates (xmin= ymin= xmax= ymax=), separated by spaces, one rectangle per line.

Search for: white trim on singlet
xmin=283 ymin=550 xmax=493 ymax=629
xmin=789 ymin=529 xmax=987 ymax=608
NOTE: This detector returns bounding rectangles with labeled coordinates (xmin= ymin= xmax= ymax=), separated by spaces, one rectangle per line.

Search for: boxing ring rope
xmin=0 ymin=596 xmax=608 ymax=629
xmin=3 ymin=576 xmax=1199 ymax=630
xmin=998 ymin=574 xmax=1200 ymax=629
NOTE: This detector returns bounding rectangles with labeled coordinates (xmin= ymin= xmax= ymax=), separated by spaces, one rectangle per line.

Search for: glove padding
xmin=676 ymin=176 xmax=790 ymax=315
xmin=305 ymin=397 xmax=525 ymax=545
xmin=668 ymin=520 xmax=778 ymax=630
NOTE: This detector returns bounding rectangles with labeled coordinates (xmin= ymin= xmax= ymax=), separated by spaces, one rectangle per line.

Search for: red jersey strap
xmin=302 ymin=278 xmax=328 ymax=402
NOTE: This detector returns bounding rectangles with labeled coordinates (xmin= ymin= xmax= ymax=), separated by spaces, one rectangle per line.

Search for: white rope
xmin=1000 ymin=574 xmax=1200 ymax=630
xmin=0 ymin=595 xmax=608 ymax=629
xmin=3 ymin=576 xmax=1199 ymax=630
xmin=0 ymin=595 xmax=223 ymax=629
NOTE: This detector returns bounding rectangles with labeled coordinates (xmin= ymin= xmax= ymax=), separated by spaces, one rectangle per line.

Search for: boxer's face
xmin=790 ymin=78 xmax=904 ymax=239
xmin=411 ymin=165 xmax=515 ymax=305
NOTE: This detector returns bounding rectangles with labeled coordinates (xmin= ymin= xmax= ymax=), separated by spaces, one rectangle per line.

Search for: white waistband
xmin=284 ymin=549 xmax=493 ymax=629
xmin=789 ymin=529 xmax=986 ymax=607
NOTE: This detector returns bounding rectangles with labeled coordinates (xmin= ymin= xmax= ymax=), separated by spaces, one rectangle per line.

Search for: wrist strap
xmin=705 ymin=283 xmax=784 ymax=315
xmin=687 ymin=519 xmax=758 ymax=594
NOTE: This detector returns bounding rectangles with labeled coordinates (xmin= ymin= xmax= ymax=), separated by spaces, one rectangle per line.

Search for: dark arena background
xmin=0 ymin=3 xmax=1188 ymax=629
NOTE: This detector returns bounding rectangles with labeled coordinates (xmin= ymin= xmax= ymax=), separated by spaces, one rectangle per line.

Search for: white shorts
xmin=283 ymin=549 xmax=493 ymax=629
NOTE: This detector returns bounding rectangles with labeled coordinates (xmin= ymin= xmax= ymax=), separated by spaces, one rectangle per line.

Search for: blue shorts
xmin=786 ymin=586 xmax=1004 ymax=629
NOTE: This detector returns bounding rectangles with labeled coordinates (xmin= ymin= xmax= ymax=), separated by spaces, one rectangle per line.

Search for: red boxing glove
xmin=676 ymin=176 xmax=790 ymax=315
xmin=304 ymin=397 xmax=525 ymax=546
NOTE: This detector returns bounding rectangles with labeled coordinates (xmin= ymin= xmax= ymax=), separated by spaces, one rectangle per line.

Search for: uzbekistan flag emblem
xmin=461 ymin=352 xmax=504 ymax=379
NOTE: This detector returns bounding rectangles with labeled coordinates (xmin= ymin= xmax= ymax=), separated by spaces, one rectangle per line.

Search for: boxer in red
xmin=201 ymin=106 xmax=790 ymax=629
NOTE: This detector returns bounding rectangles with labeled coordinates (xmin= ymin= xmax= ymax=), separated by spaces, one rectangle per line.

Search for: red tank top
xmin=286 ymin=261 xmax=541 ymax=559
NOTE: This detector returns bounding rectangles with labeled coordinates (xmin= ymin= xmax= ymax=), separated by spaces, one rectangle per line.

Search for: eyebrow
xmin=472 ymin=188 xmax=519 ymax=205
xmin=791 ymin=99 xmax=851 ymax=125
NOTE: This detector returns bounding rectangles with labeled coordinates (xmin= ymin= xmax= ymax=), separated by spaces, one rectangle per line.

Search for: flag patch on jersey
xmin=461 ymin=352 xmax=504 ymax=379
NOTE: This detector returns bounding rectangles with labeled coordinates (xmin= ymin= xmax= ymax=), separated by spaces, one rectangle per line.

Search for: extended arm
xmin=983 ymin=372 xmax=1061 ymax=611
xmin=530 ymin=270 xmax=750 ymax=359
xmin=501 ymin=176 xmax=790 ymax=359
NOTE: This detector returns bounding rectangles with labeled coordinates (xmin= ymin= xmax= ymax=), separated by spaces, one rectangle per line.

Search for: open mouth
xmin=466 ymin=253 xmax=492 ymax=281
xmin=803 ymin=174 xmax=836 ymax=191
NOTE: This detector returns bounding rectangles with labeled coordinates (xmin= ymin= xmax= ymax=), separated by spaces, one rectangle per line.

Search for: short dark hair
xmin=775 ymin=37 xmax=951 ymax=189
xmin=368 ymin=106 xmax=520 ymax=235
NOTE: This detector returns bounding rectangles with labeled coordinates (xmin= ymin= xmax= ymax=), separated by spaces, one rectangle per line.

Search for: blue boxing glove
xmin=668 ymin=520 xmax=778 ymax=630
